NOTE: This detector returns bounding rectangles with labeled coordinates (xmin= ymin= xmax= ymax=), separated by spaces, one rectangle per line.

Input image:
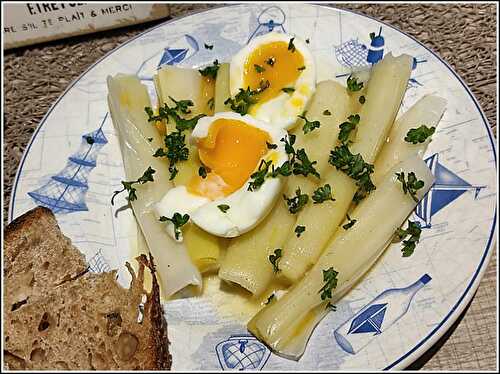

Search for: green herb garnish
xmin=254 ymin=64 xmax=266 ymax=73
xmin=305 ymin=38 xmax=310 ymax=44
xmin=224 ymin=86 xmax=262 ymax=115
xmin=111 ymin=166 xmax=156 ymax=205
xmin=298 ymin=66 xmax=306 ymax=71
xmin=204 ymin=43 xmax=213 ymax=50
xmin=338 ymin=114 xmax=360 ymax=144
xmin=395 ymin=171 xmax=425 ymax=202
xmin=323 ymin=109 xmax=331 ymax=116
xmin=266 ymin=57 xmax=276 ymax=66
xmin=299 ymin=112 xmax=321 ymax=134
xmin=217 ymin=204 xmax=230 ymax=213
xmin=282 ymin=87 xmax=295 ymax=94
xmin=295 ymin=225 xmax=306 ymax=237
xmin=394 ymin=220 xmax=422 ymax=257
xmin=319 ymin=267 xmax=339 ymax=300
xmin=248 ymin=159 xmax=272 ymax=191
xmin=284 ymin=187 xmax=309 ymax=214
xmin=405 ymin=125 xmax=436 ymax=144
xmin=154 ymin=131 xmax=190 ymax=180
xmin=147 ymin=137 xmax=153 ymax=142
xmin=207 ymin=97 xmax=215 ymax=110
xmin=266 ymin=141 xmax=278 ymax=149
xmin=288 ymin=37 xmax=296 ymax=52
xmin=347 ymin=75 xmax=364 ymax=92
xmin=342 ymin=214 xmax=357 ymax=230
xmin=359 ymin=95 xmax=366 ymax=104
xmin=198 ymin=59 xmax=220 ymax=79
xmin=326 ymin=302 xmax=337 ymax=311
xmin=269 ymin=249 xmax=282 ymax=273
xmin=312 ymin=184 xmax=335 ymax=204
xmin=264 ymin=293 xmax=275 ymax=305
xmin=198 ymin=166 xmax=207 ymax=179
xmin=329 ymin=144 xmax=375 ymax=202
xmin=281 ymin=134 xmax=296 ymax=156
xmin=270 ymin=161 xmax=292 ymax=177
xmin=159 ymin=213 xmax=190 ymax=240
xmin=293 ymin=148 xmax=320 ymax=178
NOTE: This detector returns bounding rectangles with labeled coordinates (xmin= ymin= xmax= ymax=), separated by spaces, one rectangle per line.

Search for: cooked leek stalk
xmin=280 ymin=53 xmax=413 ymax=283
xmin=214 ymin=63 xmax=231 ymax=113
xmin=248 ymin=155 xmax=434 ymax=359
xmin=107 ymin=74 xmax=202 ymax=297
xmin=372 ymin=95 xmax=446 ymax=184
xmin=219 ymin=81 xmax=351 ymax=295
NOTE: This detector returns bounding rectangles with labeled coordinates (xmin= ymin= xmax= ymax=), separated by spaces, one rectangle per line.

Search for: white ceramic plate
xmin=9 ymin=4 xmax=497 ymax=370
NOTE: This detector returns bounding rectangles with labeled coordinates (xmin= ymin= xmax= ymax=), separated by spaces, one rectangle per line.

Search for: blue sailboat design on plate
xmin=28 ymin=114 xmax=109 ymax=214
xmin=414 ymin=153 xmax=485 ymax=228
xmin=247 ymin=6 xmax=286 ymax=44
xmin=334 ymin=274 xmax=431 ymax=354
xmin=136 ymin=34 xmax=200 ymax=81
xmin=215 ymin=335 xmax=271 ymax=371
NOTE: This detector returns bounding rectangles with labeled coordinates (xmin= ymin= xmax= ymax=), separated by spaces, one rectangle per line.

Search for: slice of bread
xmin=3 ymin=207 xmax=172 ymax=370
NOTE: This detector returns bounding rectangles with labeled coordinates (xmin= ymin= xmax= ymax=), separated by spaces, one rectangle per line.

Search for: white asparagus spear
xmin=248 ymin=155 xmax=435 ymax=359
xmin=107 ymin=75 xmax=202 ymax=297
xmin=280 ymin=53 xmax=414 ymax=283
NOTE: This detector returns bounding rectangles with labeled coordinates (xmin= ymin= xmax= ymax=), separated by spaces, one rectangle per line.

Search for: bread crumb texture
xmin=3 ymin=207 xmax=172 ymax=370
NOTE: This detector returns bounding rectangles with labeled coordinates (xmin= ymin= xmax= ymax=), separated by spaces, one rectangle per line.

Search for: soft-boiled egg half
xmin=230 ymin=32 xmax=316 ymax=130
xmin=155 ymin=112 xmax=288 ymax=239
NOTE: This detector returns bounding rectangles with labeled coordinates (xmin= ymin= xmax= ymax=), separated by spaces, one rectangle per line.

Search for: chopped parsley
xmin=305 ymin=38 xmax=310 ymax=44
xmin=347 ymin=75 xmax=364 ymax=92
xmin=207 ymin=97 xmax=215 ymax=110
xmin=254 ymin=64 xmax=266 ymax=73
xmin=224 ymin=86 xmax=265 ymax=115
xmin=395 ymin=171 xmax=425 ymax=202
xmin=359 ymin=95 xmax=366 ymax=104
xmin=159 ymin=213 xmax=190 ymax=240
xmin=198 ymin=166 xmax=208 ymax=179
xmin=283 ymin=188 xmax=309 ymax=214
xmin=312 ymin=184 xmax=335 ymax=204
xmin=217 ymin=204 xmax=230 ymax=213
xmin=288 ymin=37 xmax=296 ymax=52
xmin=281 ymin=134 xmax=296 ymax=156
xmin=111 ymin=166 xmax=156 ymax=205
xmin=145 ymin=101 xmax=204 ymax=132
xmin=295 ymin=225 xmax=306 ymax=237
xmin=204 ymin=42 xmax=213 ymax=50
xmin=269 ymin=249 xmax=282 ymax=273
xmin=147 ymin=137 xmax=153 ymax=142
xmin=266 ymin=141 xmax=278 ymax=150
xmin=169 ymin=96 xmax=193 ymax=114
xmin=338 ymin=114 xmax=360 ymax=144
xmin=152 ymin=131 xmax=189 ymax=180
xmin=299 ymin=112 xmax=321 ymax=134
xmin=319 ymin=267 xmax=339 ymax=300
xmin=270 ymin=161 xmax=292 ymax=177
xmin=405 ymin=125 xmax=436 ymax=144
xmin=282 ymin=87 xmax=295 ymax=94
xmin=198 ymin=59 xmax=220 ymax=79
xmin=323 ymin=109 xmax=331 ymax=116
xmin=264 ymin=293 xmax=275 ymax=305
xmin=298 ymin=66 xmax=306 ymax=71
xmin=265 ymin=57 xmax=276 ymax=66
xmin=394 ymin=220 xmax=422 ymax=257
xmin=329 ymin=144 xmax=375 ymax=202
xmin=293 ymin=149 xmax=320 ymax=178
xmin=342 ymin=214 xmax=357 ymax=230
xmin=248 ymin=159 xmax=272 ymax=191
xmin=326 ymin=302 xmax=337 ymax=311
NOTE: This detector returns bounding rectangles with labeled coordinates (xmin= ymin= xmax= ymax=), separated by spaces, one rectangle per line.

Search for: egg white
xmin=155 ymin=112 xmax=288 ymax=240
xmin=230 ymin=32 xmax=316 ymax=130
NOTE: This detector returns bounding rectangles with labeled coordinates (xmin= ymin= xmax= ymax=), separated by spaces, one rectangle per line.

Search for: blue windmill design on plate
xmin=215 ymin=335 xmax=271 ymax=371
xmin=334 ymin=26 xmax=427 ymax=87
xmin=414 ymin=153 xmax=485 ymax=228
xmin=136 ymin=34 xmax=200 ymax=81
xmin=28 ymin=114 xmax=108 ymax=214
xmin=247 ymin=6 xmax=286 ymax=44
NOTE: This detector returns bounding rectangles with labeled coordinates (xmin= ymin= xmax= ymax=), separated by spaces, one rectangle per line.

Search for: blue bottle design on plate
xmin=28 ymin=114 xmax=108 ymax=214
xmin=215 ymin=335 xmax=271 ymax=371
xmin=414 ymin=153 xmax=485 ymax=228
xmin=247 ymin=6 xmax=286 ymax=44
xmin=136 ymin=34 xmax=200 ymax=81
xmin=334 ymin=274 xmax=431 ymax=354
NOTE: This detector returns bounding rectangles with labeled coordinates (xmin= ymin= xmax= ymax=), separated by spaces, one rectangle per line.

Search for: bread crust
xmin=3 ymin=207 xmax=172 ymax=370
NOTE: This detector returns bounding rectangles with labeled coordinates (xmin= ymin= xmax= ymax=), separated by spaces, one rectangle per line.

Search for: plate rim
xmin=7 ymin=4 xmax=498 ymax=370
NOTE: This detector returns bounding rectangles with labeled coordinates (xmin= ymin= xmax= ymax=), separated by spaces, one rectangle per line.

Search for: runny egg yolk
xmin=187 ymin=119 xmax=271 ymax=200
xmin=243 ymin=41 xmax=305 ymax=104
